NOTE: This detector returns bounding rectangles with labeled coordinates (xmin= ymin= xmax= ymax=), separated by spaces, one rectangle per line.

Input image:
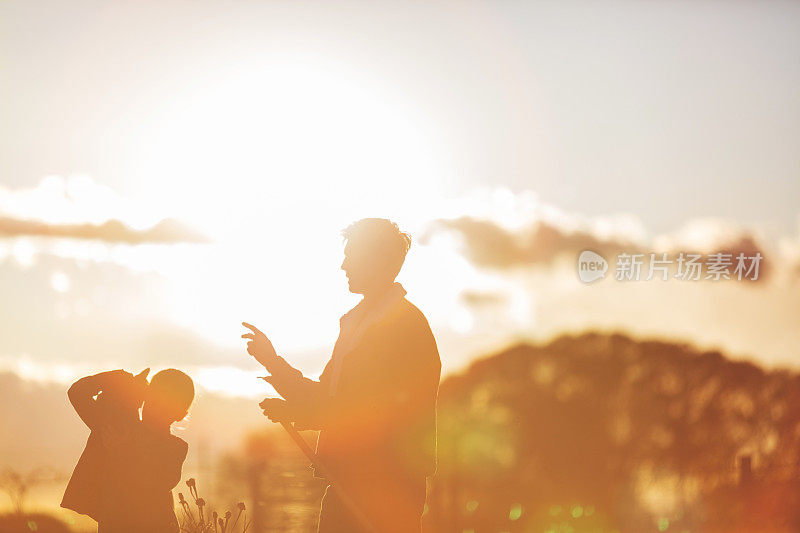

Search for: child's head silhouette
xmin=142 ymin=369 xmax=195 ymax=427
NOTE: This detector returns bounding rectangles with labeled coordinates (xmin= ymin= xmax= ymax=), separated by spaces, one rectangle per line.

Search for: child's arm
xmin=67 ymin=370 xmax=129 ymax=428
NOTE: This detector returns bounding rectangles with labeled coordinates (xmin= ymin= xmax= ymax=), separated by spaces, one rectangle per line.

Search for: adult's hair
xmin=342 ymin=218 xmax=411 ymax=278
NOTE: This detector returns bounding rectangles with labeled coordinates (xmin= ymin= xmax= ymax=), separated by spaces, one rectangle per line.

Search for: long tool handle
xmin=279 ymin=421 xmax=377 ymax=533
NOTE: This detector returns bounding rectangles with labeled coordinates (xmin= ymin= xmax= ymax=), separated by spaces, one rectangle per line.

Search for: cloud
xmin=460 ymin=290 xmax=507 ymax=307
xmin=1 ymin=175 xmax=141 ymax=225
xmin=0 ymin=176 xmax=208 ymax=243
xmin=704 ymin=234 xmax=768 ymax=281
xmin=426 ymin=212 xmax=772 ymax=282
xmin=425 ymin=216 xmax=637 ymax=269
xmin=778 ymin=217 xmax=800 ymax=282
xmin=0 ymin=215 xmax=208 ymax=243
xmin=653 ymin=218 xmax=770 ymax=282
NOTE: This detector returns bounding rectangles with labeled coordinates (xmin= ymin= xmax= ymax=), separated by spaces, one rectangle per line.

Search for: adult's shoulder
xmin=397 ymin=299 xmax=439 ymax=355
xmin=395 ymin=299 xmax=441 ymax=371
xmin=397 ymin=298 xmax=433 ymax=330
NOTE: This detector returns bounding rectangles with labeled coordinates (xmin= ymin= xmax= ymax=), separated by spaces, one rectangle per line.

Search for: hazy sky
xmin=6 ymin=5 xmax=800 ymax=520
xmin=1 ymin=0 xmax=800 ymax=396
xmin=2 ymin=0 xmax=799 ymax=233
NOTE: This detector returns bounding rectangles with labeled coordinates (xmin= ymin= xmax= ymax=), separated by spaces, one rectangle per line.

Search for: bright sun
xmin=123 ymin=60 xmax=447 ymax=356
xmin=135 ymin=60 xmax=444 ymax=238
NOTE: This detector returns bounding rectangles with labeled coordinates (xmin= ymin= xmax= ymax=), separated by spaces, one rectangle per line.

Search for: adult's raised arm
xmin=241 ymin=321 xmax=307 ymax=382
xmin=242 ymin=321 xmax=330 ymax=428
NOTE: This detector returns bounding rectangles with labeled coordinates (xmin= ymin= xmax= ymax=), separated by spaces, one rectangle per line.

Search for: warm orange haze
xmin=2 ymin=1 xmax=800 ymax=532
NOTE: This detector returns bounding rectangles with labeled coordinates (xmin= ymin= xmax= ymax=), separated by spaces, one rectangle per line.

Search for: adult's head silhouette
xmin=340 ymin=218 xmax=411 ymax=298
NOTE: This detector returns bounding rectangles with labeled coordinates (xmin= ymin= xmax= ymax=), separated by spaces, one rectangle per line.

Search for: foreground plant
xmin=178 ymin=478 xmax=249 ymax=533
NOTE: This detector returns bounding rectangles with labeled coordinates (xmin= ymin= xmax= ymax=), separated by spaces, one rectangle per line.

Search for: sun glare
xmin=135 ymin=60 xmax=444 ymax=238
xmin=119 ymin=60 xmax=447 ymax=361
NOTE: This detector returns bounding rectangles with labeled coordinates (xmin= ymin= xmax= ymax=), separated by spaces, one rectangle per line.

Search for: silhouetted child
xmin=130 ymin=369 xmax=194 ymax=533
xmin=62 ymin=368 xmax=195 ymax=533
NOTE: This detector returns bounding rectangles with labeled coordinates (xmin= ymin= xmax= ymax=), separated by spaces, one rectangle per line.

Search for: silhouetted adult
xmin=242 ymin=218 xmax=441 ymax=533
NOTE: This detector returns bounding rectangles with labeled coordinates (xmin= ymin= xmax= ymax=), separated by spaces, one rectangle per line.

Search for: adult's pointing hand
xmin=241 ymin=321 xmax=279 ymax=369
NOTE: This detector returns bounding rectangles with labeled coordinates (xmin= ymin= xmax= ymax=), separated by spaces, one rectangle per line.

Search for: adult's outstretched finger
xmin=241 ymin=322 xmax=263 ymax=335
